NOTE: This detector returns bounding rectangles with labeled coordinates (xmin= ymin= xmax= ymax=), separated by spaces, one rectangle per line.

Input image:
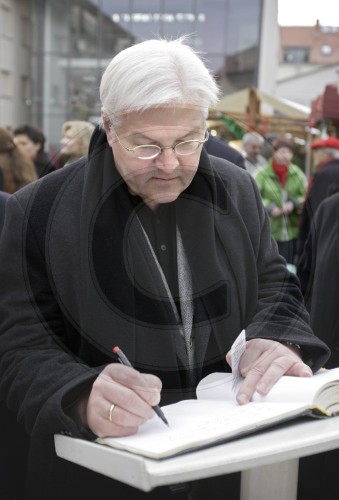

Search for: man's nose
xmin=155 ymin=147 xmax=179 ymax=169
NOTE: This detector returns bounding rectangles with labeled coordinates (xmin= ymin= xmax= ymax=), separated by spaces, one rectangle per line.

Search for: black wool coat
xmin=297 ymin=158 xmax=339 ymax=263
xmin=0 ymin=190 xmax=9 ymax=231
xmin=299 ymin=192 xmax=339 ymax=368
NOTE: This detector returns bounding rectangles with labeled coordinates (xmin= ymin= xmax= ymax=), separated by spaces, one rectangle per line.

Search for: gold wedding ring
xmin=108 ymin=403 xmax=115 ymax=422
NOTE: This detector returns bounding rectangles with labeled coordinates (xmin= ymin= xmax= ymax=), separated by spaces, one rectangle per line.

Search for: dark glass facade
xmin=30 ymin=0 xmax=263 ymax=148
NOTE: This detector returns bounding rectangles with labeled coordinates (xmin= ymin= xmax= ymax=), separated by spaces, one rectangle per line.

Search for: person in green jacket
xmin=255 ymin=139 xmax=307 ymax=268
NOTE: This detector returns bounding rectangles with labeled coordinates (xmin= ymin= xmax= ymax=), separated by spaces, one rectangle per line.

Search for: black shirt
xmin=137 ymin=202 xmax=179 ymax=301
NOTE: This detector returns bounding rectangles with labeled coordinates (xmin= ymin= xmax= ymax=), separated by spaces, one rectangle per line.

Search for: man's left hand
xmin=226 ymin=338 xmax=312 ymax=405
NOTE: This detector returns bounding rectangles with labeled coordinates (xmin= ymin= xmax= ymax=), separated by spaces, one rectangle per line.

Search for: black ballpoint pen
xmin=112 ymin=346 xmax=169 ymax=427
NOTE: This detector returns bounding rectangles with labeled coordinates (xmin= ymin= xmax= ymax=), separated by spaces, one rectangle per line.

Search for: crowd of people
xmin=0 ymin=35 xmax=338 ymax=500
xmin=0 ymin=119 xmax=96 ymax=194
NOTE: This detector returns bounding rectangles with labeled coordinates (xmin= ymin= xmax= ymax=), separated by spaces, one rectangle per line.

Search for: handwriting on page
xmin=231 ymin=329 xmax=246 ymax=393
xmin=100 ymin=399 xmax=305 ymax=458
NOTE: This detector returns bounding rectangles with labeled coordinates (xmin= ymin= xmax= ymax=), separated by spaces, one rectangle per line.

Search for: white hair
xmin=100 ymin=36 xmax=220 ymax=128
xmin=322 ymin=148 xmax=339 ymax=159
xmin=242 ymin=132 xmax=264 ymax=145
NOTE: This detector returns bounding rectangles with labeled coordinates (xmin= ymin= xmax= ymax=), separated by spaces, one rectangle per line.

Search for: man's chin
xmin=144 ymin=192 xmax=180 ymax=210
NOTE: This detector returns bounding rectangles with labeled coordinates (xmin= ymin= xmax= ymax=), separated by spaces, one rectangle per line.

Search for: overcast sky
xmin=278 ymin=0 xmax=339 ymax=26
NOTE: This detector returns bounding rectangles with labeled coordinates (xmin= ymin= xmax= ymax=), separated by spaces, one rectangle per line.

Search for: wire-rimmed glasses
xmin=114 ymin=129 xmax=209 ymax=160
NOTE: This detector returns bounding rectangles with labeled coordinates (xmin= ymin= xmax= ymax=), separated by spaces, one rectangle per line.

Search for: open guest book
xmin=96 ymin=367 xmax=339 ymax=460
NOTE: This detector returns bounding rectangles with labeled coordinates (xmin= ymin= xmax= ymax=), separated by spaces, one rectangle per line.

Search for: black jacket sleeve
xmin=0 ymin=193 xmax=99 ymax=438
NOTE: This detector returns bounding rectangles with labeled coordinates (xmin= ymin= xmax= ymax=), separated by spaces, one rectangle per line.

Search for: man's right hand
xmin=71 ymin=364 xmax=162 ymax=438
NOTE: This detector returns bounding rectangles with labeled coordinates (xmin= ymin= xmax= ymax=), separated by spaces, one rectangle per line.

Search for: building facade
xmin=277 ymin=22 xmax=339 ymax=108
xmin=0 ymin=0 xmax=278 ymax=151
xmin=0 ymin=0 xmax=32 ymax=128
xmin=280 ymin=22 xmax=339 ymax=66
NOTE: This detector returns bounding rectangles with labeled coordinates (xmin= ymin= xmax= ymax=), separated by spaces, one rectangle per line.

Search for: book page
xmin=96 ymin=368 xmax=339 ymax=459
xmin=196 ymin=368 xmax=339 ymax=407
xmin=97 ymin=398 xmax=307 ymax=459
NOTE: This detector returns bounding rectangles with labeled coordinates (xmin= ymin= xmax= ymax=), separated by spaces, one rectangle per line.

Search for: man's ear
xmin=101 ymin=110 xmax=114 ymax=147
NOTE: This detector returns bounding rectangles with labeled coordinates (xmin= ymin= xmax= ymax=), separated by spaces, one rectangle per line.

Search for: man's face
xmin=13 ymin=134 xmax=40 ymax=160
xmin=273 ymin=147 xmax=293 ymax=166
xmin=60 ymin=130 xmax=82 ymax=158
xmin=313 ymin=149 xmax=331 ymax=168
xmin=244 ymin=140 xmax=262 ymax=160
xmin=103 ymin=107 xmax=206 ymax=211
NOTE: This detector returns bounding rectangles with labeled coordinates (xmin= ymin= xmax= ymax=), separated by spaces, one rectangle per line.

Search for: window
xmin=0 ymin=70 xmax=12 ymax=97
xmin=0 ymin=5 xmax=13 ymax=38
xmin=283 ymin=47 xmax=310 ymax=63
xmin=320 ymin=44 xmax=332 ymax=56
xmin=21 ymin=75 xmax=31 ymax=102
xmin=21 ymin=15 xmax=31 ymax=46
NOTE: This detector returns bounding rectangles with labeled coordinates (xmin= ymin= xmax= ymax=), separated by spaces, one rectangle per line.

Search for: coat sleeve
xmin=0 ymin=193 xmax=98 ymax=438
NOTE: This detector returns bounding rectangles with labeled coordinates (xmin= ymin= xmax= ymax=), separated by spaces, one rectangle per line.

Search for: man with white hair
xmin=241 ymin=131 xmax=267 ymax=175
xmin=0 ymin=37 xmax=329 ymax=499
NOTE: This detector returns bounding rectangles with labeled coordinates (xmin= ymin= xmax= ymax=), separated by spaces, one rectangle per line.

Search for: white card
xmin=231 ymin=329 xmax=246 ymax=393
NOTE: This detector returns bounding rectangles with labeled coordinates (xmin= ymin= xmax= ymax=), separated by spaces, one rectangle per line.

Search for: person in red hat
xmin=309 ymin=137 xmax=339 ymax=188
xmin=296 ymin=136 xmax=339 ymax=283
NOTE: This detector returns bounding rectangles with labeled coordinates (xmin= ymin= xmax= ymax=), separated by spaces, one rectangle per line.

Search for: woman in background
xmin=255 ymin=140 xmax=307 ymax=268
xmin=0 ymin=127 xmax=37 ymax=194
xmin=13 ymin=123 xmax=56 ymax=178
xmin=59 ymin=120 xmax=95 ymax=165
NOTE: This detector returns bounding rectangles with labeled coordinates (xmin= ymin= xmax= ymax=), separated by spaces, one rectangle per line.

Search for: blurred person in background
xmin=0 ymin=126 xmax=37 ymax=194
xmin=255 ymin=140 xmax=307 ymax=268
xmin=298 ymin=182 xmax=339 ymax=359
xmin=296 ymin=137 xmax=339 ymax=265
xmin=261 ymin=132 xmax=278 ymax=160
xmin=298 ymin=173 xmax=339 ymax=298
xmin=240 ymin=131 xmax=266 ymax=175
xmin=13 ymin=123 xmax=56 ymax=177
xmin=204 ymin=133 xmax=246 ymax=169
xmin=59 ymin=120 xmax=95 ymax=166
